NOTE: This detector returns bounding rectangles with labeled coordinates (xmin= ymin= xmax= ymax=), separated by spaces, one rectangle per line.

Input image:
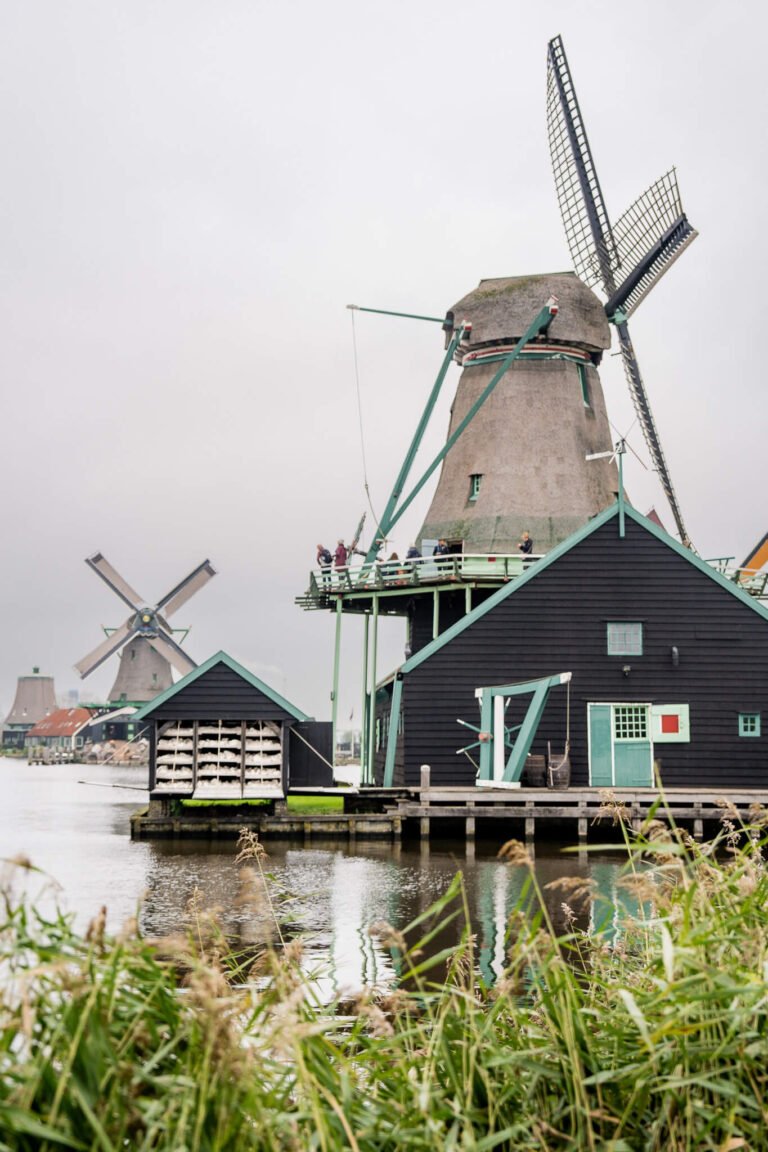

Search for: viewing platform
xmin=295 ymin=552 xmax=542 ymax=613
xmin=297 ymin=551 xmax=767 ymax=614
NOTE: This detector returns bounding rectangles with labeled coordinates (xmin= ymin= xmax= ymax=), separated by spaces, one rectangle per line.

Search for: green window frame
xmin=738 ymin=713 xmax=761 ymax=738
xmin=614 ymin=705 xmax=648 ymax=741
xmin=469 ymin=473 xmax=482 ymax=502
xmin=607 ymin=622 xmax=643 ymax=656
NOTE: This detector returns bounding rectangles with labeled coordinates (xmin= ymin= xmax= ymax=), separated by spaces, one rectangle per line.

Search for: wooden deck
xmin=395 ymin=773 xmax=768 ymax=842
xmin=131 ymin=776 xmax=768 ymax=843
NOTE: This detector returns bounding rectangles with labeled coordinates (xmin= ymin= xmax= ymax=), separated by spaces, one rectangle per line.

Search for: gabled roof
xmin=401 ymin=502 xmax=768 ymax=674
xmin=132 ymin=650 xmax=311 ymax=722
xmin=27 ymin=708 xmax=94 ymax=738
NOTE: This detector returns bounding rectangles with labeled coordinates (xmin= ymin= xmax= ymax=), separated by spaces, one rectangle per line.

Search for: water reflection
xmin=0 ymin=758 xmax=628 ymax=990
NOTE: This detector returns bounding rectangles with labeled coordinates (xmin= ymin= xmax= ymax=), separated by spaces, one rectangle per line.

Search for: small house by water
xmin=134 ymin=650 xmax=332 ymax=800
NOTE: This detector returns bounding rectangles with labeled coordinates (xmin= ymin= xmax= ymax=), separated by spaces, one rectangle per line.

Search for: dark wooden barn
xmin=134 ymin=651 xmax=332 ymax=799
xmin=378 ymin=504 xmax=768 ymax=789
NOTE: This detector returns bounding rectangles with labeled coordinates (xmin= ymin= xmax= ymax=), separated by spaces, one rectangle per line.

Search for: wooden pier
xmin=131 ymin=770 xmax=768 ymax=843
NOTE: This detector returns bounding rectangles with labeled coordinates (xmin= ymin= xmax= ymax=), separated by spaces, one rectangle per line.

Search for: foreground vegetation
xmin=2 ymin=799 xmax=768 ymax=1150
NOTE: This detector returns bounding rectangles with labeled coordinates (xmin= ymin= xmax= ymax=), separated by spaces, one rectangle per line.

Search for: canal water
xmin=0 ymin=758 xmax=627 ymax=992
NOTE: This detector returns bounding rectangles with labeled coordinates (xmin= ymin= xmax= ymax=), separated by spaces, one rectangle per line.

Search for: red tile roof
xmin=27 ymin=708 xmax=94 ymax=738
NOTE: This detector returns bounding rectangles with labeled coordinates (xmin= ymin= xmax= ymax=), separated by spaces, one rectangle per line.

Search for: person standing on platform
xmin=433 ymin=537 xmax=450 ymax=574
xmin=519 ymin=531 xmax=533 ymax=555
xmin=316 ymin=544 xmax=332 ymax=587
xmin=334 ymin=539 xmax=348 ymax=572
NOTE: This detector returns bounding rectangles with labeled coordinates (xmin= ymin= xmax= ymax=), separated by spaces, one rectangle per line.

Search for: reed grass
xmin=2 ymin=801 xmax=768 ymax=1150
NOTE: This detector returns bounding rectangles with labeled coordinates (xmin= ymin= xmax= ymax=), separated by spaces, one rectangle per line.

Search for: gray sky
xmin=1 ymin=0 xmax=765 ymax=725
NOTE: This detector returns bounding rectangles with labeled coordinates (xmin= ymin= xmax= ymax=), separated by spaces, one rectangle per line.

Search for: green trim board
xmin=399 ymin=502 xmax=768 ymax=677
xmin=132 ymin=650 xmax=311 ymax=723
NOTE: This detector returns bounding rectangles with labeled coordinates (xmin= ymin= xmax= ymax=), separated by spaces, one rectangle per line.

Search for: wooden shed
xmin=379 ymin=503 xmax=768 ymax=790
xmin=134 ymin=651 xmax=332 ymax=799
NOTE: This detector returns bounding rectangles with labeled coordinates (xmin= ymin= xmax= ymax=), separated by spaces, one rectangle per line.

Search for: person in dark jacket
xmin=317 ymin=544 xmax=332 ymax=586
xmin=519 ymin=531 xmax=533 ymax=555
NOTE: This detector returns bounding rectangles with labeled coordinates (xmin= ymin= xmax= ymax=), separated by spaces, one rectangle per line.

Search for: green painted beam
xmin=360 ymin=324 xmax=467 ymax=569
xmin=382 ymin=675 xmax=403 ymax=787
xmin=386 ymin=301 xmax=558 ymax=534
xmin=347 ymin=305 xmax=447 ymax=324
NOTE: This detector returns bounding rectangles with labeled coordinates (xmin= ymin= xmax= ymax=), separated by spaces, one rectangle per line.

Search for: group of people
xmin=316 ymin=531 xmax=534 ymax=583
xmin=316 ymin=541 xmax=347 ymax=576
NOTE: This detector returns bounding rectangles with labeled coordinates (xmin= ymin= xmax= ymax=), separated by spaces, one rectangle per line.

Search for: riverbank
xmin=3 ymin=811 xmax=768 ymax=1150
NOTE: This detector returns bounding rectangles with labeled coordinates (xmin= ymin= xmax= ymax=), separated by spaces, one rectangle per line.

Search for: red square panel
xmin=660 ymin=714 xmax=680 ymax=734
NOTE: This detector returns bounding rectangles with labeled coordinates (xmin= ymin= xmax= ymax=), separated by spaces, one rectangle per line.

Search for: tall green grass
xmin=2 ymin=801 xmax=768 ymax=1150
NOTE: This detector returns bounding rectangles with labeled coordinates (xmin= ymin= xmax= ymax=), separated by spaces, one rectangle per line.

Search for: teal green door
xmin=588 ymin=705 xmax=613 ymax=786
xmin=588 ymin=704 xmax=653 ymax=787
xmin=613 ymin=705 xmax=653 ymax=786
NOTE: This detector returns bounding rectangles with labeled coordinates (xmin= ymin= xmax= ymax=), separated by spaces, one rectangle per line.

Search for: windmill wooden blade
xmin=546 ymin=34 xmax=619 ymax=294
xmin=605 ymin=170 xmax=698 ymax=317
xmin=156 ymin=559 xmax=216 ymax=618
xmin=147 ymin=631 xmax=197 ymax=677
xmin=86 ymin=553 xmax=144 ymax=611
xmin=615 ymin=320 xmax=690 ymax=547
xmin=75 ymin=618 xmax=137 ymax=678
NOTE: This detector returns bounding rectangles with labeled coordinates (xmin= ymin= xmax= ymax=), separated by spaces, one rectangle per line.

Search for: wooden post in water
xmin=525 ymin=800 xmax=535 ymax=842
xmin=420 ymin=764 xmax=431 ymax=839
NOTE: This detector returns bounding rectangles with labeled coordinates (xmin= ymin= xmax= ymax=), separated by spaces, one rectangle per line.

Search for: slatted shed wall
xmin=400 ymin=515 xmax=768 ymax=788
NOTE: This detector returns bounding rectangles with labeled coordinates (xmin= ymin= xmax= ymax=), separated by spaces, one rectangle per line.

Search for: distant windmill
xmin=547 ymin=35 xmax=698 ymax=545
xmin=75 ymin=553 xmax=216 ymax=704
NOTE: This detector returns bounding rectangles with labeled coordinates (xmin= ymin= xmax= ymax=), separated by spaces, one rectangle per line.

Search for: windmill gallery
xmin=12 ymin=37 xmax=768 ymax=841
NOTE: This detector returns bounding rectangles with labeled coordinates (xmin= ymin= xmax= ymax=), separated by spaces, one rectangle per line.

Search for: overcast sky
xmin=1 ymin=0 xmax=765 ymax=725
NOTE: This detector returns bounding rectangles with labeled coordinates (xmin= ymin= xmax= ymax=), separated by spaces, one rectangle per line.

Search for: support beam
xmin=331 ymin=598 xmax=342 ymax=766
xmin=365 ymin=596 xmax=379 ymax=785
xmin=360 ymin=325 xmax=467 ymax=569
xmin=360 ymin=613 xmax=369 ymax=781
xmin=385 ymin=302 xmax=558 ymax=534
xmin=382 ymin=675 xmax=403 ymax=788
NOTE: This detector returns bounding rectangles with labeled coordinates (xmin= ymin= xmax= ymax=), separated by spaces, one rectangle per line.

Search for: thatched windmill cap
xmin=447 ymin=271 xmax=610 ymax=355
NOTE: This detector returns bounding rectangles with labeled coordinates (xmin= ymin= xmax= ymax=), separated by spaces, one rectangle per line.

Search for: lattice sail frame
xmin=546 ymin=35 xmax=619 ymax=291
xmin=609 ymin=170 xmax=698 ymax=316
xmin=546 ymin=34 xmax=697 ymax=548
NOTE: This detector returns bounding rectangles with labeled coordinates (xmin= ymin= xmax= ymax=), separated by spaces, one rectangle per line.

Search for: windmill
xmin=75 ymin=553 xmax=216 ymax=704
xmin=547 ymin=34 xmax=698 ymax=546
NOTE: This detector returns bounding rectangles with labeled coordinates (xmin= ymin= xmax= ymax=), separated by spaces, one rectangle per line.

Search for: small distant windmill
xmin=547 ymin=35 xmax=698 ymax=546
xmin=75 ymin=553 xmax=216 ymax=704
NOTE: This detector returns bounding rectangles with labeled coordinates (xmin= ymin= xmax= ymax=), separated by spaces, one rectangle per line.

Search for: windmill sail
xmin=546 ymin=34 xmax=695 ymax=548
xmin=76 ymin=555 xmax=215 ymax=702
xmin=607 ymin=170 xmax=699 ymax=317
xmin=546 ymin=35 xmax=619 ymax=291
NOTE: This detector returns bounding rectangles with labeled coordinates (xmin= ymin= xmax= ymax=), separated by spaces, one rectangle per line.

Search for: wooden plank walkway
xmin=394 ymin=769 xmax=768 ymax=842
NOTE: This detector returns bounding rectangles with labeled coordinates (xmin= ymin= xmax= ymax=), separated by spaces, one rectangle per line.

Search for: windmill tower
xmin=75 ymin=553 xmax=216 ymax=704
xmin=419 ymin=35 xmax=697 ymax=555
xmin=2 ymin=667 xmax=57 ymax=749
xmin=419 ymin=272 xmax=618 ymax=554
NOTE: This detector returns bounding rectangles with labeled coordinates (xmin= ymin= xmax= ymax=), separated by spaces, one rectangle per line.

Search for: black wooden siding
xmin=147 ymin=664 xmax=299 ymax=722
xmin=289 ymin=722 xmax=333 ymax=787
xmin=400 ymin=517 xmax=768 ymax=789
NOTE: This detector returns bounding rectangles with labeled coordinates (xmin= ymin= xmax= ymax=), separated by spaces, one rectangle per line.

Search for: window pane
xmin=607 ymin=622 xmax=643 ymax=655
xmin=739 ymin=713 xmax=761 ymax=737
xmin=614 ymin=705 xmax=648 ymax=740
